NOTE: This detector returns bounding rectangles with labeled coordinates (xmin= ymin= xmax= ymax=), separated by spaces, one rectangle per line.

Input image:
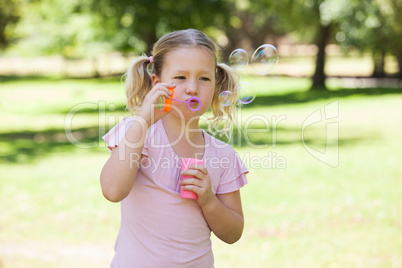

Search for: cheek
xmin=199 ymin=89 xmax=215 ymax=112
xmin=206 ymin=86 xmax=216 ymax=104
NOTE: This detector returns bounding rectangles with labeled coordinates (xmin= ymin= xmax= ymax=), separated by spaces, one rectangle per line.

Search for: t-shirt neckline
xmin=158 ymin=119 xmax=207 ymax=161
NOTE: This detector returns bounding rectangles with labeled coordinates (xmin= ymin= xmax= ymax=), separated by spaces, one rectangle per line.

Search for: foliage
xmin=86 ymin=0 xmax=229 ymax=54
xmin=0 ymin=0 xmax=24 ymax=50
xmin=1 ymin=0 xmax=401 ymax=79
xmin=336 ymin=0 xmax=402 ymax=55
xmin=212 ymin=0 xmax=283 ymax=59
xmin=334 ymin=0 xmax=402 ymax=77
xmin=6 ymin=0 xmax=112 ymax=58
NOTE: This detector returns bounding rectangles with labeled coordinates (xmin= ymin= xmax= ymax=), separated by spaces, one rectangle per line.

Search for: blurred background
xmin=0 ymin=0 xmax=401 ymax=267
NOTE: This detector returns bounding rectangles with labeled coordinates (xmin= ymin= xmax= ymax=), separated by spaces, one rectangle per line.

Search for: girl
xmin=100 ymin=29 xmax=248 ymax=267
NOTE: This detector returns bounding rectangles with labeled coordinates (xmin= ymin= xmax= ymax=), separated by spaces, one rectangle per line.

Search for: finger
xmin=154 ymin=82 xmax=176 ymax=89
xmin=152 ymin=83 xmax=175 ymax=95
xmin=188 ymin=164 xmax=208 ymax=175
xmin=181 ymin=184 xmax=202 ymax=194
xmin=180 ymin=170 xmax=205 ymax=179
xmin=180 ymin=178 xmax=202 ymax=186
xmin=145 ymin=87 xmax=172 ymax=106
xmin=149 ymin=85 xmax=172 ymax=99
xmin=158 ymin=89 xmax=172 ymax=99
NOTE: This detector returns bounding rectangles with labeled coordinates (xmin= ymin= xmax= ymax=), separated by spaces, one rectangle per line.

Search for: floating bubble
xmin=235 ymin=82 xmax=256 ymax=105
xmin=218 ymin=91 xmax=233 ymax=106
xmin=228 ymin=49 xmax=249 ymax=71
xmin=250 ymin=44 xmax=279 ymax=75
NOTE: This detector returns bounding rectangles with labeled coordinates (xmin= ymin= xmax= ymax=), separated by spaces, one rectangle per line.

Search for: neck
xmin=161 ymin=114 xmax=202 ymax=142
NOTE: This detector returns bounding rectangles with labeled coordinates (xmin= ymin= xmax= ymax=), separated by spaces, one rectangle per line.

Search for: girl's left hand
xmin=179 ymin=164 xmax=215 ymax=207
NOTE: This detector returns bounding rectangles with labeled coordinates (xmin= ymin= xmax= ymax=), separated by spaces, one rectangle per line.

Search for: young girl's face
xmin=153 ymin=47 xmax=216 ymax=120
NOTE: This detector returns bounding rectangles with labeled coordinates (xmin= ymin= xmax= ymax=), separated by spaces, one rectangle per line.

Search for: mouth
xmin=183 ymin=97 xmax=202 ymax=112
xmin=189 ymin=99 xmax=199 ymax=106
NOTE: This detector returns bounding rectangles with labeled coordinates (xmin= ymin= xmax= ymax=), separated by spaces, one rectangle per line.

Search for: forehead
xmin=163 ymin=47 xmax=216 ymax=74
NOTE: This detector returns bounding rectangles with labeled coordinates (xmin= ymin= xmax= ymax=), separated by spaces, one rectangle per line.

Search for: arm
xmin=100 ymin=82 xmax=174 ymax=202
xmin=100 ymin=117 xmax=149 ymax=202
xmin=202 ymin=191 xmax=244 ymax=244
xmin=180 ymin=165 xmax=245 ymax=244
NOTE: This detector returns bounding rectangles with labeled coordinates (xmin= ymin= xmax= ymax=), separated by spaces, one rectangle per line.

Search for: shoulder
xmin=102 ymin=116 xmax=137 ymax=149
xmin=118 ymin=116 xmax=158 ymax=137
xmin=105 ymin=116 xmax=160 ymax=141
xmin=203 ymin=130 xmax=236 ymax=156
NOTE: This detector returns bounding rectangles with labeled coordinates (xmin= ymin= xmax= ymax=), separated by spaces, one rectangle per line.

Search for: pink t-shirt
xmin=103 ymin=117 xmax=248 ymax=268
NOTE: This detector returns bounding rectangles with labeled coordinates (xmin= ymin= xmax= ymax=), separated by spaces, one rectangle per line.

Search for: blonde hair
xmin=123 ymin=29 xmax=239 ymax=136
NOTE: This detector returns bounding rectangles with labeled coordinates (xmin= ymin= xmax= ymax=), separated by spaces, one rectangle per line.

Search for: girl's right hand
xmin=138 ymin=83 xmax=175 ymax=125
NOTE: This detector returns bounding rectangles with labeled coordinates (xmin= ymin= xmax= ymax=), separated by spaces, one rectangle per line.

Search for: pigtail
xmin=123 ymin=55 xmax=153 ymax=114
xmin=209 ymin=63 xmax=239 ymax=138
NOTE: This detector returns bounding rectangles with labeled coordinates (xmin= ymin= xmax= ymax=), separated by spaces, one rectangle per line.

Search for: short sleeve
xmin=216 ymin=149 xmax=249 ymax=194
xmin=102 ymin=116 xmax=148 ymax=156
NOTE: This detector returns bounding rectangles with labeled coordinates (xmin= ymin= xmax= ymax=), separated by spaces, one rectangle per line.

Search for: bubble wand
xmin=163 ymin=87 xmax=202 ymax=112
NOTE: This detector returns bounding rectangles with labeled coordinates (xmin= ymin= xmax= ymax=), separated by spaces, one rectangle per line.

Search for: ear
xmin=151 ymin=74 xmax=159 ymax=86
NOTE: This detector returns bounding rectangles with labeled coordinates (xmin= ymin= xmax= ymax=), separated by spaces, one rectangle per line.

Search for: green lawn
xmin=0 ymin=75 xmax=401 ymax=267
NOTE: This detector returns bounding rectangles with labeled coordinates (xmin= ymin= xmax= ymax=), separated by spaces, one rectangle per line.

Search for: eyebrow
xmin=174 ymin=70 xmax=213 ymax=76
xmin=174 ymin=70 xmax=189 ymax=74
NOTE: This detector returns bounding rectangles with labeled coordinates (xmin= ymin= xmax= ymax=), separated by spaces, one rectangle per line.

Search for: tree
xmin=214 ymin=0 xmax=282 ymax=62
xmin=91 ymin=0 xmax=229 ymax=55
xmin=8 ymin=0 xmax=228 ymax=57
xmin=8 ymin=0 xmax=110 ymax=59
xmin=0 ymin=0 xmax=24 ymax=51
xmin=337 ymin=0 xmax=402 ymax=78
xmin=275 ymin=0 xmax=352 ymax=90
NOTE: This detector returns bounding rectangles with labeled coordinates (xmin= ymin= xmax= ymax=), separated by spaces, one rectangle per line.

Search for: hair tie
xmin=149 ymin=56 xmax=154 ymax=64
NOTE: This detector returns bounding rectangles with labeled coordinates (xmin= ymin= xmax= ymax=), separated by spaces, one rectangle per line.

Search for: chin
xmin=172 ymin=110 xmax=202 ymax=125
xmin=168 ymin=103 xmax=209 ymax=124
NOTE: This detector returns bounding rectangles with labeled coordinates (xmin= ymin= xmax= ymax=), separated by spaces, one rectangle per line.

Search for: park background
xmin=0 ymin=0 xmax=401 ymax=267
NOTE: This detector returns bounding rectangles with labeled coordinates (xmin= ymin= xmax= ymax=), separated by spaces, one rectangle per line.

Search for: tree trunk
xmin=222 ymin=28 xmax=244 ymax=65
xmin=222 ymin=42 xmax=238 ymax=65
xmin=92 ymin=57 xmax=100 ymax=78
xmin=311 ymin=24 xmax=330 ymax=90
xmin=144 ymin=28 xmax=157 ymax=56
xmin=397 ymin=48 xmax=402 ymax=79
xmin=372 ymin=49 xmax=385 ymax=78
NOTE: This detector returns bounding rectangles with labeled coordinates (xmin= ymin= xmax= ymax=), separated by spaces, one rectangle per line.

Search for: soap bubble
xmin=250 ymin=44 xmax=279 ymax=75
xmin=228 ymin=49 xmax=249 ymax=71
xmin=235 ymin=82 xmax=255 ymax=105
xmin=218 ymin=91 xmax=233 ymax=106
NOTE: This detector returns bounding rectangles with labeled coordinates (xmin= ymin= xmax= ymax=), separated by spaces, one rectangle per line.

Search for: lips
xmin=189 ymin=100 xmax=200 ymax=108
xmin=184 ymin=98 xmax=198 ymax=104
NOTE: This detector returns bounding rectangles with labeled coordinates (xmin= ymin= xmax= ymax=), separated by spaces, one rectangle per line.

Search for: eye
xmin=175 ymin=76 xmax=186 ymax=80
xmin=200 ymin=77 xmax=211 ymax=81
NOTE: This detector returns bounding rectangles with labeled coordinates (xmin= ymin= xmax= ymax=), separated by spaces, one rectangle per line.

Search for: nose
xmin=185 ymin=80 xmax=198 ymax=96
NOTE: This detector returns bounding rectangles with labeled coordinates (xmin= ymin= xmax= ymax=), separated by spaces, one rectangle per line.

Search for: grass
xmin=0 ymin=75 xmax=401 ymax=267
